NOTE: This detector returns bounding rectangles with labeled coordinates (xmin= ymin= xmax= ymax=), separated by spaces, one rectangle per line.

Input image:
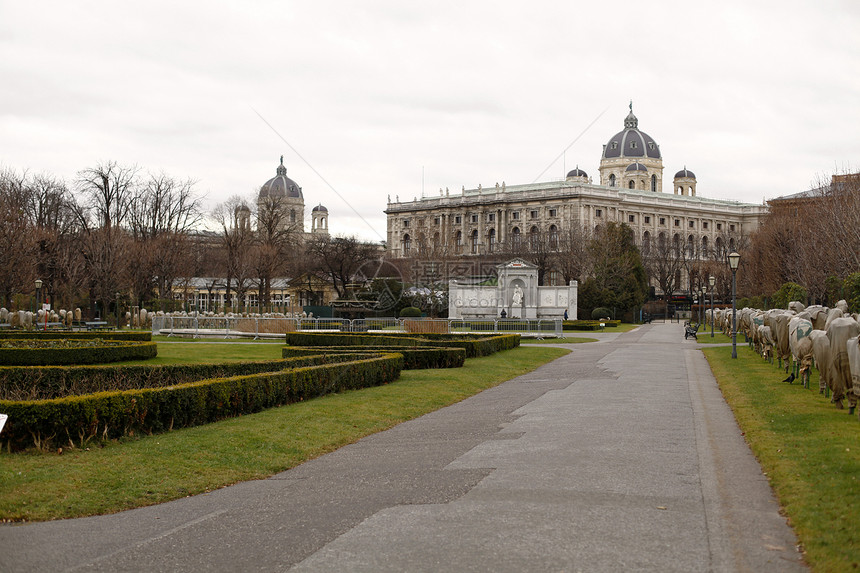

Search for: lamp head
xmin=728 ymin=251 xmax=741 ymax=271
xmin=35 ymin=279 xmax=42 ymax=290
xmin=708 ymin=275 xmax=716 ymax=287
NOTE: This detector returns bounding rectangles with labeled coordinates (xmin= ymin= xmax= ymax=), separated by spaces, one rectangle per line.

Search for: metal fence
xmin=151 ymin=316 xmax=563 ymax=338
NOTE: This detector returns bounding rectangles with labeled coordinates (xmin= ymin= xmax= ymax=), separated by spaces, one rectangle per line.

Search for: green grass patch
xmin=703 ymin=344 xmax=860 ymax=571
xmin=521 ymin=336 xmax=598 ymax=344
xmin=111 ymin=341 xmax=286 ymax=365
xmin=0 ymin=346 xmax=568 ymax=521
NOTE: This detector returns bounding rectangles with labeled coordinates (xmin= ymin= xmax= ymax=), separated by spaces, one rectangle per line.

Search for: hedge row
xmin=562 ymin=320 xmax=621 ymax=331
xmin=284 ymin=332 xmax=520 ymax=358
xmin=281 ymin=346 xmax=466 ymax=370
xmin=0 ymin=331 xmax=151 ymax=341
xmin=0 ymin=341 xmax=158 ymax=366
xmin=0 ymin=353 xmax=404 ymax=452
xmin=0 ymin=354 xmax=365 ymax=401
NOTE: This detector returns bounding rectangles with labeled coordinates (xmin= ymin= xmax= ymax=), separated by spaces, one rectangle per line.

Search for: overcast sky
xmin=2 ymin=1 xmax=858 ymax=242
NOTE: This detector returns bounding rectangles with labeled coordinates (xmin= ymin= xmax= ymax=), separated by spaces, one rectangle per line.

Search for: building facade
xmin=384 ymin=106 xmax=767 ymax=293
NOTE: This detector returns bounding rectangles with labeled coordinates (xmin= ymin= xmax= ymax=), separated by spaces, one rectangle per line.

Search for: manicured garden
xmin=0 ymin=341 xmax=567 ymax=521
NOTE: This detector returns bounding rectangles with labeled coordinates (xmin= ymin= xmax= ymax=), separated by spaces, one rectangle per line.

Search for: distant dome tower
xmin=234 ymin=203 xmax=251 ymax=232
xmin=311 ymin=204 xmax=329 ymax=235
xmin=599 ymin=102 xmax=664 ymax=192
xmin=258 ymin=156 xmax=305 ymax=232
xmin=673 ymin=167 xmax=697 ymax=196
xmin=565 ymin=166 xmax=588 ymax=184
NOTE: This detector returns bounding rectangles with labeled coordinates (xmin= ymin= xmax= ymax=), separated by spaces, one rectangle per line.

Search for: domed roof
xmin=674 ymin=167 xmax=696 ymax=179
xmin=566 ymin=166 xmax=588 ymax=179
xmin=625 ymin=161 xmax=648 ymax=172
xmin=259 ymin=156 xmax=303 ymax=201
xmin=602 ymin=104 xmax=661 ymax=161
xmin=311 ymin=203 xmax=328 ymax=212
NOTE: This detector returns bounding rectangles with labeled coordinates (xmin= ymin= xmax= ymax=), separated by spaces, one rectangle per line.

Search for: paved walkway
xmin=0 ymin=323 xmax=805 ymax=572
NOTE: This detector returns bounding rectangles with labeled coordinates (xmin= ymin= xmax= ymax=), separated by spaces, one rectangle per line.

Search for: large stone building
xmin=384 ymin=105 xmax=767 ymax=292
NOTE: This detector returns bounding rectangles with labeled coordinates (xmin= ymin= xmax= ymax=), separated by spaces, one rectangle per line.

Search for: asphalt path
xmin=0 ymin=323 xmax=806 ymax=572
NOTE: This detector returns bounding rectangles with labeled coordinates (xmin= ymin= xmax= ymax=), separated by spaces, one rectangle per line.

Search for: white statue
xmin=512 ymin=285 xmax=523 ymax=306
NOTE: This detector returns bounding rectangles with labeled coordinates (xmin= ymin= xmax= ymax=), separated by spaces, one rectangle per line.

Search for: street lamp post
xmin=34 ymin=279 xmax=42 ymax=318
xmin=728 ymin=251 xmax=741 ymax=359
xmin=115 ymin=292 xmax=121 ymax=330
xmin=701 ymin=285 xmax=707 ymax=328
xmin=709 ymin=275 xmax=716 ymax=338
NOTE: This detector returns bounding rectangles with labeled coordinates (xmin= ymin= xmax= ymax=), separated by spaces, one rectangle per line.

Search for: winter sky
xmin=1 ymin=1 xmax=858 ymax=242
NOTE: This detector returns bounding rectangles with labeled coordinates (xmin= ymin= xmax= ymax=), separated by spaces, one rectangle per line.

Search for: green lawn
xmin=0 ymin=345 xmax=568 ymax=521
xmin=703 ymin=344 xmax=860 ymax=571
xmin=521 ymin=336 xmax=598 ymax=344
xmin=113 ymin=339 xmax=286 ymax=365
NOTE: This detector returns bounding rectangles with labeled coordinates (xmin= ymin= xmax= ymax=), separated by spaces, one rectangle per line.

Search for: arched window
xmin=678 ymin=186 xmax=683 ymax=195
xmin=487 ymin=228 xmax=496 ymax=252
xmin=433 ymin=232 xmax=440 ymax=250
xmin=471 ymin=230 xmax=479 ymax=254
xmin=549 ymin=225 xmax=558 ymax=250
xmin=701 ymin=235 xmax=708 ymax=256
xmin=628 ymin=179 xmax=635 ymax=189
xmin=729 ymin=237 xmax=736 ymax=252
xmin=642 ymin=231 xmax=651 ymax=255
xmin=715 ymin=237 xmax=724 ymax=258
xmin=403 ymin=233 xmax=411 ymax=255
xmin=687 ymin=234 xmax=695 ymax=257
xmin=511 ymin=227 xmax=521 ymax=248
xmin=651 ymin=174 xmax=657 ymax=192
xmin=609 ymin=174 xmax=616 ymax=187
xmin=290 ymin=209 xmax=296 ymax=223
xmin=657 ymin=231 xmax=666 ymax=251
xmin=529 ymin=226 xmax=540 ymax=250
xmin=673 ymin=234 xmax=681 ymax=257
xmin=455 ymin=230 xmax=462 ymax=252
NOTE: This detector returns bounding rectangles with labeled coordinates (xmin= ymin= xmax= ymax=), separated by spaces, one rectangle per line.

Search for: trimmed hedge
xmin=0 ymin=341 xmax=157 ymax=366
xmin=0 ymin=353 xmax=404 ymax=452
xmin=0 ymin=331 xmax=151 ymax=341
xmin=281 ymin=346 xmax=466 ymax=370
xmin=284 ymin=332 xmax=520 ymax=359
xmin=0 ymin=354 xmax=367 ymax=401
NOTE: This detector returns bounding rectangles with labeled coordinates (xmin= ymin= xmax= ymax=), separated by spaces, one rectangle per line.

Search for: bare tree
xmin=305 ymin=235 xmax=379 ymax=299
xmin=0 ymin=169 xmax=38 ymax=307
xmin=643 ymin=231 xmax=684 ymax=297
xmin=253 ymin=195 xmax=301 ymax=310
xmin=211 ymin=197 xmax=255 ymax=312
xmin=552 ymin=222 xmax=593 ymax=284
xmin=128 ymin=172 xmax=203 ymax=305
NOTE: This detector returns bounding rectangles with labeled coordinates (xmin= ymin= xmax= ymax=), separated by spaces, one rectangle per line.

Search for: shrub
xmin=590 ymin=307 xmax=612 ymax=320
xmin=0 ymin=331 xmax=151 ymax=341
xmin=281 ymin=346 xmax=466 ymax=370
xmin=0 ymin=340 xmax=157 ymax=366
xmin=399 ymin=306 xmax=422 ymax=318
xmin=284 ymin=332 xmax=519 ymax=358
xmin=0 ymin=353 xmax=404 ymax=452
xmin=0 ymin=354 xmax=363 ymax=401
xmin=770 ymin=282 xmax=808 ymax=310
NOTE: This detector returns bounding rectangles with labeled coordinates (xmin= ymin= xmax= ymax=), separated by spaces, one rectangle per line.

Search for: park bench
xmin=35 ymin=322 xmax=66 ymax=331
xmin=85 ymin=321 xmax=110 ymax=331
xmin=684 ymin=321 xmax=700 ymax=340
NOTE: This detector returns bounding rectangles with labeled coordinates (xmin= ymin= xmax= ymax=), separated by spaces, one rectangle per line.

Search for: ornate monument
xmin=448 ymin=259 xmax=577 ymax=320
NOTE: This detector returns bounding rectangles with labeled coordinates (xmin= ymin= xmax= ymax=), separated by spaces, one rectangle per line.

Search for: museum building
xmin=384 ymin=106 xmax=767 ymax=287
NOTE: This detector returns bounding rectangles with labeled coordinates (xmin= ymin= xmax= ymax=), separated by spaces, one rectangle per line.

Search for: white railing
xmin=151 ymin=316 xmax=563 ymax=338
